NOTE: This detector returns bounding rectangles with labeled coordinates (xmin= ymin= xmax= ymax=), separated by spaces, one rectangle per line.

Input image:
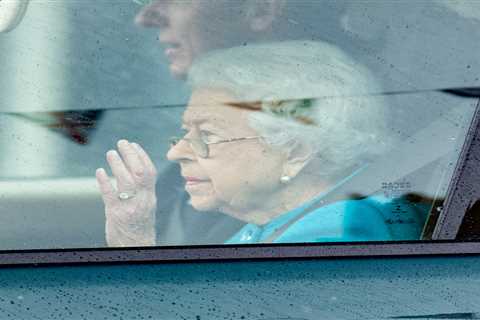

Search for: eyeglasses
xmin=169 ymin=135 xmax=261 ymax=158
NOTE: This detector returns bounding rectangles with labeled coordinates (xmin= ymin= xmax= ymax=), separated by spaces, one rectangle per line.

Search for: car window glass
xmin=0 ymin=0 xmax=478 ymax=250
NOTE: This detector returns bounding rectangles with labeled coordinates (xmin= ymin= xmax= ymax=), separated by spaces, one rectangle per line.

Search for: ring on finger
xmin=117 ymin=190 xmax=137 ymax=200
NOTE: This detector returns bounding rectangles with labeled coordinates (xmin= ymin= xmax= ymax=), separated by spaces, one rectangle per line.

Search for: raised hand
xmin=96 ymin=140 xmax=158 ymax=247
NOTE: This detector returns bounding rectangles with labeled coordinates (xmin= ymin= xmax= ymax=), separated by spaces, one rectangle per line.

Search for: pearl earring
xmin=280 ymin=175 xmax=291 ymax=184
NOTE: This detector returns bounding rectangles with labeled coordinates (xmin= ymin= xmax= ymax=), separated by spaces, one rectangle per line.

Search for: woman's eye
xmin=200 ymin=130 xmax=221 ymax=143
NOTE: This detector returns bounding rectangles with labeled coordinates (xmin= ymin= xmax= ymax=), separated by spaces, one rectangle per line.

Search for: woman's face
xmin=167 ymin=88 xmax=287 ymax=218
xmin=135 ymin=0 xmax=270 ymax=78
xmin=136 ymin=1 xmax=251 ymax=78
xmin=135 ymin=0 xmax=206 ymax=77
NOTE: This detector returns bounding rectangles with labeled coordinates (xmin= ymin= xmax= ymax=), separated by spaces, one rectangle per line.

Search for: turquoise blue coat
xmin=226 ymin=195 xmax=429 ymax=244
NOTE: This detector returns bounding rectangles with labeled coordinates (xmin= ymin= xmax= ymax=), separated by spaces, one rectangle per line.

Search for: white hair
xmin=188 ymin=40 xmax=391 ymax=177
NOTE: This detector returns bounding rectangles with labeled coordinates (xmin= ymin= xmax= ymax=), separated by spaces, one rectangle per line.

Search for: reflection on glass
xmin=99 ymin=41 xmax=428 ymax=246
xmin=0 ymin=0 xmax=478 ymax=249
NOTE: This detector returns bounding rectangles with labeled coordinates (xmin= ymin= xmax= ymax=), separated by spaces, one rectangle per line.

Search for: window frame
xmin=432 ymin=98 xmax=480 ymax=239
xmin=1 ymin=241 xmax=480 ymax=267
xmin=0 ymin=97 xmax=479 ymax=267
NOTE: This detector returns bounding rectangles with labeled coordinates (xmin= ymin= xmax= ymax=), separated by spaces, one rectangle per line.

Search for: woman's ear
xmin=244 ymin=0 xmax=285 ymax=32
xmin=282 ymin=141 xmax=314 ymax=180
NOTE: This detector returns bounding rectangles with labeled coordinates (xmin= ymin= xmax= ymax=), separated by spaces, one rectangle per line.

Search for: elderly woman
xmin=96 ymin=41 xmax=428 ymax=246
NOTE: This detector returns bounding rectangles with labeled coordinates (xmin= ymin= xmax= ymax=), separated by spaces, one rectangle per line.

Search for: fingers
xmin=131 ymin=142 xmax=157 ymax=177
xmin=117 ymin=139 xmax=145 ymax=180
xmin=106 ymin=149 xmax=136 ymax=191
xmin=105 ymin=139 xmax=157 ymax=191
xmin=95 ymin=168 xmax=115 ymax=204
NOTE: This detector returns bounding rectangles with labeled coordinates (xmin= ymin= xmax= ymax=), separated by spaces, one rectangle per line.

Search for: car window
xmin=0 ymin=0 xmax=479 ymax=252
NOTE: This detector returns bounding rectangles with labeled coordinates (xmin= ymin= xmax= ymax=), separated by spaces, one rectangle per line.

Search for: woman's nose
xmin=167 ymin=138 xmax=195 ymax=162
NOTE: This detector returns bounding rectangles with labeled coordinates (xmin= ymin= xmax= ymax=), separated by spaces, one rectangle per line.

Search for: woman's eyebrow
xmin=184 ymin=114 xmax=228 ymax=128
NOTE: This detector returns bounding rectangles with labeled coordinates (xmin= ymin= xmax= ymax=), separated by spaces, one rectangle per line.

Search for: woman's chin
xmin=188 ymin=195 xmax=219 ymax=212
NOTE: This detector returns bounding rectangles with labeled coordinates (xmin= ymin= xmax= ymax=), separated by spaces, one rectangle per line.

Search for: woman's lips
xmin=163 ymin=45 xmax=189 ymax=77
xmin=184 ymin=178 xmax=209 ymax=194
xmin=184 ymin=176 xmax=209 ymax=185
